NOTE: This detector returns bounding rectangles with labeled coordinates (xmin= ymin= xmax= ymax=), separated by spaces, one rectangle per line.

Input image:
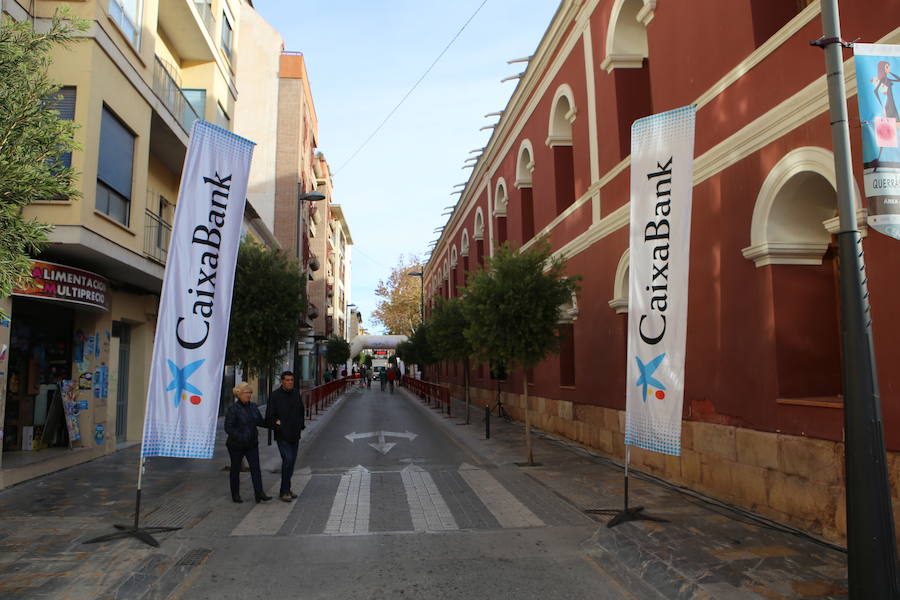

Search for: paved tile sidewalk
xmin=404 ymin=384 xmax=849 ymax=600
xmin=0 ymin=392 xmax=349 ymax=600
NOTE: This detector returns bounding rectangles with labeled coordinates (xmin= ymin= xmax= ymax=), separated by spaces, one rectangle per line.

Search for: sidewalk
xmin=0 ymin=393 xmax=348 ymax=600
xmin=404 ymin=384 xmax=848 ymax=600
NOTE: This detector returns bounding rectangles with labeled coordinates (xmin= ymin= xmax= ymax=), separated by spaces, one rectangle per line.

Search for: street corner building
xmin=0 ymin=0 xmax=305 ymax=486
xmin=423 ymin=0 xmax=900 ymax=549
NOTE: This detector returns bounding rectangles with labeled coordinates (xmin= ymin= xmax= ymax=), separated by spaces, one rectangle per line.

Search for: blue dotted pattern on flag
xmin=142 ymin=421 xmax=217 ymax=459
xmin=190 ymin=120 xmax=256 ymax=155
xmin=625 ymin=412 xmax=682 ymax=456
xmin=631 ymin=105 xmax=696 ymax=153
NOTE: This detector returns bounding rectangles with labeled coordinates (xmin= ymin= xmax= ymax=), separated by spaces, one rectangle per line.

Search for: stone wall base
xmin=453 ymin=382 xmax=895 ymax=548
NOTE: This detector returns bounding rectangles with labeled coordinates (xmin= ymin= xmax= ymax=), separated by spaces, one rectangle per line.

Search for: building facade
xmin=0 ymin=0 xmax=281 ymax=488
xmin=423 ymin=0 xmax=900 ymax=546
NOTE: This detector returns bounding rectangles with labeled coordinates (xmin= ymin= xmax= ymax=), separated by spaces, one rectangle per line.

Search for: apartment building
xmin=0 ymin=0 xmax=271 ymax=487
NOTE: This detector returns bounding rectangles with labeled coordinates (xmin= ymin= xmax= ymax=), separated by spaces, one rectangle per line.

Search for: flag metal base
xmin=586 ymin=448 xmax=668 ymax=528
xmin=83 ymin=459 xmax=180 ymax=548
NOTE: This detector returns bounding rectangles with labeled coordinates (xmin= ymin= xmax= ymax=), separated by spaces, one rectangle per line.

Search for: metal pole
xmin=816 ymin=2 xmax=899 ymax=596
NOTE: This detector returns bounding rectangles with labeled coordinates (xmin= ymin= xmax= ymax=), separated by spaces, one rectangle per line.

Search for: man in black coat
xmin=265 ymin=371 xmax=305 ymax=502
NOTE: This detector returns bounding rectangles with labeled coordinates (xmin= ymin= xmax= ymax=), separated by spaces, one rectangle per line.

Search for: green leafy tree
xmin=372 ymin=254 xmax=423 ymax=335
xmin=0 ymin=11 xmax=88 ymax=316
xmin=463 ymin=240 xmax=580 ymax=464
xmin=427 ymin=297 xmax=475 ymax=423
xmin=363 ymin=354 xmax=373 ymax=368
xmin=226 ymin=239 xmax=305 ymax=387
xmin=326 ymin=336 xmax=351 ymax=371
xmin=402 ymin=324 xmax=437 ymax=379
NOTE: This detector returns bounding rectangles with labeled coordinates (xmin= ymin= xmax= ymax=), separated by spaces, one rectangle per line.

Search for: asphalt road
xmin=178 ymin=384 xmax=626 ymax=600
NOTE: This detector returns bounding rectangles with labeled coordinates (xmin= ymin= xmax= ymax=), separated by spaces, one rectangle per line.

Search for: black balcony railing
xmin=144 ymin=208 xmax=172 ymax=264
xmin=152 ymin=56 xmax=200 ymax=135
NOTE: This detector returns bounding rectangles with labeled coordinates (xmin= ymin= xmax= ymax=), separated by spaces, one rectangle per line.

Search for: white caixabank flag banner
xmin=142 ymin=121 xmax=255 ymax=459
xmin=624 ymin=106 xmax=695 ymax=456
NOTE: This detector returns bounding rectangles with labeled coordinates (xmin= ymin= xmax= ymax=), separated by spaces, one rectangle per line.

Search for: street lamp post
xmin=407 ymin=271 xmax=424 ymax=324
xmin=298 ymin=186 xmax=326 ymax=385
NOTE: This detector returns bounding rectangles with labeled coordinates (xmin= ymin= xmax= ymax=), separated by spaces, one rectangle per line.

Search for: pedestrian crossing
xmin=228 ymin=462 xmax=587 ymax=537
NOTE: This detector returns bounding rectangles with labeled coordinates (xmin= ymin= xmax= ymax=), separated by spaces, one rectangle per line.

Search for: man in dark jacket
xmin=265 ymin=371 xmax=305 ymax=502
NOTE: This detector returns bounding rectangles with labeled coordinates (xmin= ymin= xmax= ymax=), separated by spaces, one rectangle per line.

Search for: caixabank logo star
xmin=635 ymin=353 xmax=666 ymax=402
xmin=166 ymin=358 xmax=205 ymax=407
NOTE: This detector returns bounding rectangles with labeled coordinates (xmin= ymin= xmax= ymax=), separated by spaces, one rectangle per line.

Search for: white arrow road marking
xmin=368 ymin=432 xmax=395 ymax=455
xmin=230 ymin=467 xmax=312 ymax=537
xmin=324 ymin=465 xmax=371 ymax=534
xmin=401 ymin=465 xmax=458 ymax=531
xmin=344 ymin=431 xmax=418 ymax=455
xmin=457 ymin=463 xmax=544 ymax=529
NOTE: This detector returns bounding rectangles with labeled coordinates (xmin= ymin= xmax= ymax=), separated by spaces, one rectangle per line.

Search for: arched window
xmin=608 ymin=249 xmax=630 ymax=314
xmin=473 ymin=209 xmax=486 ymax=269
xmin=547 ymin=85 xmax=577 ymax=214
xmin=494 ymin=179 xmax=508 ymax=249
xmin=602 ymin=0 xmax=653 ymax=159
xmin=516 ymin=141 xmax=535 ymax=242
xmin=450 ymin=246 xmax=459 ymax=296
xmin=460 ymin=229 xmax=470 ymax=284
xmin=742 ymin=147 xmax=863 ymax=400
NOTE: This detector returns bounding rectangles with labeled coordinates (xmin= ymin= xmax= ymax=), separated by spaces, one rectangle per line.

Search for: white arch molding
xmin=474 ymin=208 xmax=485 ymax=240
xmin=608 ymin=248 xmax=630 ymax=314
xmin=601 ymin=0 xmax=654 ymax=72
xmin=460 ymin=229 xmax=470 ymax=257
xmin=742 ymin=146 xmax=866 ymax=267
xmin=515 ymin=140 xmax=535 ymax=188
xmin=450 ymin=245 xmax=458 ymax=267
xmin=494 ymin=178 xmax=508 ymax=217
xmin=547 ymin=84 xmax=577 ymax=147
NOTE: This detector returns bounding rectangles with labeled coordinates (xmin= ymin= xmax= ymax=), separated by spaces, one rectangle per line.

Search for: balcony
xmin=144 ymin=207 xmax=172 ymax=265
xmin=157 ymin=0 xmax=216 ymax=62
xmin=152 ymin=57 xmax=200 ymax=135
xmin=193 ymin=1 xmax=215 ymax=38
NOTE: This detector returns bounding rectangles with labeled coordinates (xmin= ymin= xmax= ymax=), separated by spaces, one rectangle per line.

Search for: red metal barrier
xmin=402 ymin=376 xmax=451 ymax=417
xmin=304 ymin=377 xmax=352 ymax=420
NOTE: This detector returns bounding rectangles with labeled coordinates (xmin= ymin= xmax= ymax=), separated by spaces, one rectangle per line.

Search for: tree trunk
xmin=464 ymin=357 xmax=471 ymax=424
xmin=524 ymin=369 xmax=533 ymax=465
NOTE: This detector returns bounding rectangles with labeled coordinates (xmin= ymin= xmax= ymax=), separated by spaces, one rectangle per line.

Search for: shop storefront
xmin=1 ymin=261 xmax=111 ymax=467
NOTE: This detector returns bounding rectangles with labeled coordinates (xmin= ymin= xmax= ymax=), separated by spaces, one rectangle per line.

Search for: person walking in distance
xmin=224 ymin=382 xmax=272 ymax=503
xmin=387 ymin=365 xmax=397 ymax=394
xmin=265 ymin=371 xmax=305 ymax=502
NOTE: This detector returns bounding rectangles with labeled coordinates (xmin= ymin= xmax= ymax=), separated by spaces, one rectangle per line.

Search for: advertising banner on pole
xmin=624 ymin=105 xmax=695 ymax=456
xmin=854 ymin=44 xmax=900 ymax=239
xmin=141 ymin=121 xmax=255 ymax=459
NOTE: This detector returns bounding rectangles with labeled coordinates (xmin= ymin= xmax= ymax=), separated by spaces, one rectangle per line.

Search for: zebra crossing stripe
xmin=230 ymin=467 xmax=312 ymax=537
xmin=457 ymin=463 xmax=544 ymax=529
xmin=324 ymin=465 xmax=371 ymax=534
xmin=401 ymin=465 xmax=458 ymax=531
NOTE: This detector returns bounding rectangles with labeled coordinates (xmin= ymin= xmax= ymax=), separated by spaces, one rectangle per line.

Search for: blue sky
xmin=255 ymin=1 xmax=561 ymax=332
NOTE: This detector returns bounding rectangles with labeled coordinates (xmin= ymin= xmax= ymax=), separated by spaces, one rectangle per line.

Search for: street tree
xmin=427 ymin=297 xmax=475 ymax=423
xmin=463 ymin=240 xmax=579 ymax=465
xmin=401 ymin=324 xmax=437 ymax=379
xmin=372 ymin=255 xmax=423 ymax=335
xmin=326 ymin=336 xmax=351 ymax=372
xmin=0 ymin=11 xmax=87 ymax=316
xmin=226 ymin=238 xmax=305 ymax=388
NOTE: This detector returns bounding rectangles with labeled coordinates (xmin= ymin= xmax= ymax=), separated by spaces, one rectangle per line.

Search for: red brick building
xmin=423 ymin=0 xmax=900 ymax=546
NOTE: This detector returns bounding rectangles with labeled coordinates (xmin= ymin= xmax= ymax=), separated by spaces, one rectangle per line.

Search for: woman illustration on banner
xmin=873 ymin=60 xmax=900 ymax=125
